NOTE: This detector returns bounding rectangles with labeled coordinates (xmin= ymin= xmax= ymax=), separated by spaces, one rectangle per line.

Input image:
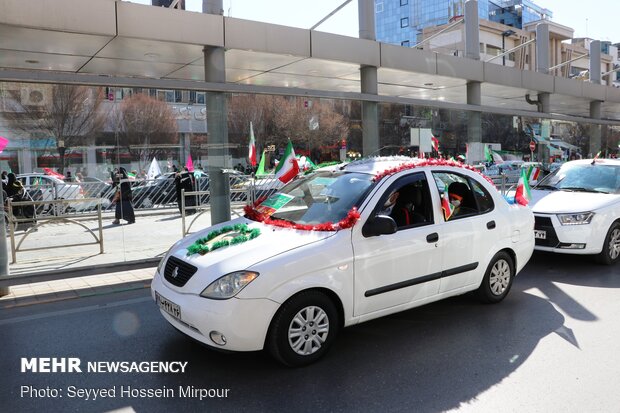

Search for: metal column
xmin=359 ymin=0 xmax=379 ymax=157
xmin=589 ymin=101 xmax=602 ymax=157
xmin=203 ymin=0 xmax=231 ymax=224
xmin=465 ymin=0 xmax=481 ymax=154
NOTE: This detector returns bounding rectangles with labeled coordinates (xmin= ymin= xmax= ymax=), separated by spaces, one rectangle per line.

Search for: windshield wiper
xmin=534 ymin=184 xmax=558 ymax=190
xmin=560 ymin=187 xmax=608 ymax=194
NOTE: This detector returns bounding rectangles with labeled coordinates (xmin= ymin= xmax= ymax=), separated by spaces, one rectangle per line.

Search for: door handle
xmin=426 ymin=232 xmax=439 ymax=243
xmin=487 ymin=220 xmax=496 ymax=229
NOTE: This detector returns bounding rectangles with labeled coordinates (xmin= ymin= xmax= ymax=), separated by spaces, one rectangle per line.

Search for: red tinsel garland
xmin=373 ymin=158 xmax=497 ymax=187
xmin=244 ymin=204 xmax=361 ymax=232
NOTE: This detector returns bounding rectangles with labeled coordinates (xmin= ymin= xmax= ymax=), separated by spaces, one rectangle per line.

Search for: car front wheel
xmin=596 ymin=222 xmax=620 ymax=265
xmin=476 ymin=251 xmax=514 ymax=304
xmin=267 ymin=290 xmax=339 ymax=367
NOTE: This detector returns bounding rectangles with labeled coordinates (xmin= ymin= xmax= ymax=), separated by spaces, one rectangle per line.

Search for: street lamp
xmin=501 ymin=29 xmax=516 ymax=66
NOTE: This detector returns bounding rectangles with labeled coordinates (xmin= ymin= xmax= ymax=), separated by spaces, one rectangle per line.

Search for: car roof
xmin=565 ymin=158 xmax=620 ymax=166
xmin=342 ymin=156 xmax=426 ymax=175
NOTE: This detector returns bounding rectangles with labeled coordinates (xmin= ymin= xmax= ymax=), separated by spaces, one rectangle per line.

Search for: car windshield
xmin=534 ymin=163 xmax=620 ymax=194
xmin=254 ymin=171 xmax=374 ymax=224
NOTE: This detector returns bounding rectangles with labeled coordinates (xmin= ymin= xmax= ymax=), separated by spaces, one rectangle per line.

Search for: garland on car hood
xmin=186 ymin=224 xmax=261 ymax=256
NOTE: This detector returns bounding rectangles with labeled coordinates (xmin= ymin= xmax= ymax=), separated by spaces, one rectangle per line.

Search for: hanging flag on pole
xmin=248 ymin=122 xmax=257 ymax=167
xmin=0 ymin=136 xmax=9 ymax=153
xmin=255 ymin=150 xmax=267 ymax=177
xmin=186 ymin=154 xmax=194 ymax=172
xmin=147 ymin=157 xmax=162 ymax=180
xmin=274 ymin=140 xmax=299 ymax=183
xmin=514 ymin=168 xmax=532 ymax=206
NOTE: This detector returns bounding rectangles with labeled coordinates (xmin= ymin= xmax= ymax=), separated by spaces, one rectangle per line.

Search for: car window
xmin=375 ymin=172 xmax=433 ymax=229
xmin=470 ymin=179 xmax=494 ymax=213
xmin=256 ymin=171 xmax=374 ymax=225
xmin=536 ymin=163 xmax=620 ymax=194
xmin=432 ymin=172 xmax=479 ymax=220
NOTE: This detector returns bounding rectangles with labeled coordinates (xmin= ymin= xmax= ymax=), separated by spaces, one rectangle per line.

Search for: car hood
xmin=530 ymin=189 xmax=619 ymax=214
xmin=164 ymin=217 xmax=338 ymax=290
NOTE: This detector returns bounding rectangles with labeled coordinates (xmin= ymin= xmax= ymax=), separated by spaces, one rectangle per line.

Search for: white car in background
xmin=16 ymin=173 xmax=88 ymax=213
xmin=530 ymin=158 xmax=620 ymax=265
xmin=152 ymin=157 xmax=534 ymax=366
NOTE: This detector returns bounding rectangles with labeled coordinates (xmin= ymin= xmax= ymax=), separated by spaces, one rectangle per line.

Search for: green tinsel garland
xmin=186 ymin=224 xmax=261 ymax=256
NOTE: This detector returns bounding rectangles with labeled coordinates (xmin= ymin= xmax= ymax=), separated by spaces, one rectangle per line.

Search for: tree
xmin=3 ymin=84 xmax=107 ymax=173
xmin=117 ymin=93 xmax=178 ymax=170
xmin=227 ymin=94 xmax=349 ymax=161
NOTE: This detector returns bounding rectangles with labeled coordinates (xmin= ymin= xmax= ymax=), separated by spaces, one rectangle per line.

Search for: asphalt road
xmin=1 ymin=252 xmax=618 ymax=413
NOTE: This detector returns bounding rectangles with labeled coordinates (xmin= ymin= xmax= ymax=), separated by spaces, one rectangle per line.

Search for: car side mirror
xmin=362 ymin=214 xmax=397 ymax=237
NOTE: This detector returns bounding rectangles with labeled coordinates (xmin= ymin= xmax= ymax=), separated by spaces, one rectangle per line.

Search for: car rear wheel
xmin=596 ymin=222 xmax=620 ymax=266
xmin=476 ymin=251 xmax=514 ymax=304
xmin=267 ymin=290 xmax=339 ymax=367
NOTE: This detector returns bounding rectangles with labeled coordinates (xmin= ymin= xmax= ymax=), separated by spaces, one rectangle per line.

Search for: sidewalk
xmin=0 ymin=208 xmax=217 ymax=308
xmin=0 ymin=266 xmax=155 ymax=309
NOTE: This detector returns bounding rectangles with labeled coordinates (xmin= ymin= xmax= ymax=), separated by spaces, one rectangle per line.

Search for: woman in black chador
xmin=174 ymin=166 xmax=195 ymax=215
xmin=111 ymin=167 xmax=135 ymax=224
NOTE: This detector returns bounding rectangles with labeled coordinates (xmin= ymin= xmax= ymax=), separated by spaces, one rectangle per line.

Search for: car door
xmin=351 ymin=172 xmax=443 ymax=317
xmin=431 ymin=171 xmax=498 ymax=293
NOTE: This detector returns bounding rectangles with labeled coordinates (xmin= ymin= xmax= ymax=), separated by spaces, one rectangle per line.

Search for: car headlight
xmin=200 ymin=271 xmax=259 ymax=299
xmin=557 ymin=212 xmax=594 ymax=225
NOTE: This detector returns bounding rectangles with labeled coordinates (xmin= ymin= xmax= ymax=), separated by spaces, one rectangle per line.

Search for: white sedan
xmin=151 ymin=157 xmax=534 ymax=366
xmin=530 ymin=158 xmax=620 ymax=265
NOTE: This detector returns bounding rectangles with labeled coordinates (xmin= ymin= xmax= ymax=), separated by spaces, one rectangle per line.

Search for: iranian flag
xmin=274 ymin=140 xmax=299 ymax=183
xmin=514 ymin=168 xmax=532 ymax=206
xmin=248 ymin=122 xmax=257 ymax=167
xmin=526 ymin=165 xmax=541 ymax=182
xmin=431 ymin=135 xmax=439 ymax=153
xmin=441 ymin=190 xmax=455 ymax=220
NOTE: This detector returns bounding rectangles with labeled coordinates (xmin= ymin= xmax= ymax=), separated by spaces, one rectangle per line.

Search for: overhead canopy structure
xmin=1 ymin=0 xmax=619 ymax=125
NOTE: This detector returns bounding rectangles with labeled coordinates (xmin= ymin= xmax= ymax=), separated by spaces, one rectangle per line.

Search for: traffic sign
xmin=529 ymin=141 xmax=536 ymax=151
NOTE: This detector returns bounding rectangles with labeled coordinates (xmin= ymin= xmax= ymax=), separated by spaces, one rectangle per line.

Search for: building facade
xmin=375 ymin=0 xmax=550 ymax=46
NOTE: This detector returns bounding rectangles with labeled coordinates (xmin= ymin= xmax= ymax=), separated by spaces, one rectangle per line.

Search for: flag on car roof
xmin=274 ymin=140 xmax=299 ymax=183
xmin=43 ymin=167 xmax=64 ymax=179
xmin=514 ymin=167 xmax=532 ymax=206
xmin=441 ymin=190 xmax=455 ymax=220
xmin=431 ymin=135 xmax=439 ymax=153
xmin=248 ymin=122 xmax=257 ymax=167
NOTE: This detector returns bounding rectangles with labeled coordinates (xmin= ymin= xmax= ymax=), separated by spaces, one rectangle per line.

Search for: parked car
xmin=530 ymin=158 xmax=620 ymax=265
xmin=151 ymin=157 xmax=535 ymax=366
xmin=132 ymin=172 xmax=209 ymax=209
xmin=16 ymin=173 xmax=86 ymax=214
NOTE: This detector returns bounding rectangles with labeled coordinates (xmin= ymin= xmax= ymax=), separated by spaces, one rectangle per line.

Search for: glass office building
xmin=375 ymin=0 xmax=550 ymax=46
xmin=488 ymin=0 xmax=552 ymax=28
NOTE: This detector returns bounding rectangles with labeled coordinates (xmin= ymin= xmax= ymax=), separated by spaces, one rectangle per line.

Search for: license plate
xmin=534 ymin=230 xmax=546 ymax=240
xmin=155 ymin=292 xmax=181 ymax=320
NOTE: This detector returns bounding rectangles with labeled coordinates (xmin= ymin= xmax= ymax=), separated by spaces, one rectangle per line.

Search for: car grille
xmin=163 ymin=256 xmax=198 ymax=287
xmin=534 ymin=216 xmax=560 ymax=248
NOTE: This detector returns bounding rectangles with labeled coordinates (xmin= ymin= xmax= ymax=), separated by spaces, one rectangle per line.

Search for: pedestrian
xmin=111 ymin=167 xmax=135 ymax=225
xmin=65 ymin=171 xmax=74 ymax=182
xmin=174 ymin=166 xmax=195 ymax=215
xmin=1 ymin=171 xmax=8 ymax=185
